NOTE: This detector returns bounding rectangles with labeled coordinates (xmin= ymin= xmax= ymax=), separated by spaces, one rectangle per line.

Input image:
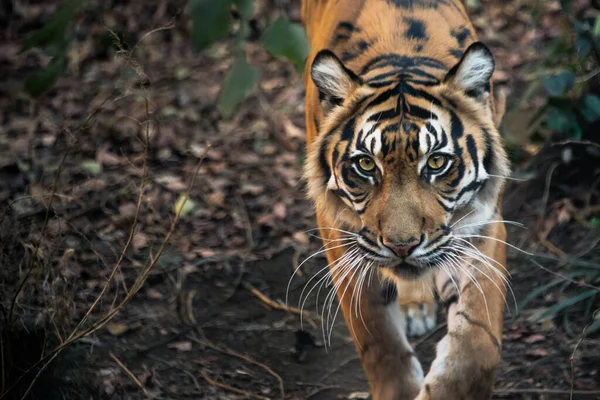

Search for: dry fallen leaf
xmin=273 ymin=202 xmax=287 ymax=219
xmin=106 ymin=321 xmax=142 ymax=336
xmin=348 ymin=392 xmax=370 ymax=399
xmin=133 ymin=232 xmax=149 ymax=249
xmin=168 ymin=341 xmax=192 ymax=352
xmin=523 ymin=334 xmax=546 ymax=344
xmin=146 ymin=288 xmax=163 ymax=299
xmin=525 ymin=348 xmax=549 ymax=357
xmin=155 ymin=174 xmax=188 ymax=192
xmin=293 ymin=231 xmax=309 ymax=245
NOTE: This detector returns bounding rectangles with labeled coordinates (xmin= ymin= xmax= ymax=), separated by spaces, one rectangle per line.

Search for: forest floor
xmin=1 ymin=1 xmax=599 ymax=399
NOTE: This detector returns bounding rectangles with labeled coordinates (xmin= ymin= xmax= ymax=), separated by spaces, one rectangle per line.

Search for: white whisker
xmin=287 ymin=241 xmax=356 ymax=306
xmin=454 ymin=220 xmax=525 ymax=231
xmin=450 ymin=208 xmax=477 ymax=228
xmin=454 ymin=234 xmax=533 ymax=256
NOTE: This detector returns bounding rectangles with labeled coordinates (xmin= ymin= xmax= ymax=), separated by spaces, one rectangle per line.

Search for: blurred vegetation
xmin=22 ymin=0 xmax=309 ymax=117
xmin=512 ymin=0 xmax=600 ymax=335
xmin=524 ymin=0 xmax=600 ymax=141
xmin=16 ymin=0 xmax=600 ymax=337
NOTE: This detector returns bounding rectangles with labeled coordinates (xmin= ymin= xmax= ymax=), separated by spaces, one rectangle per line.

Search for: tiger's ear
xmin=444 ymin=42 xmax=494 ymax=103
xmin=311 ymin=50 xmax=362 ymax=113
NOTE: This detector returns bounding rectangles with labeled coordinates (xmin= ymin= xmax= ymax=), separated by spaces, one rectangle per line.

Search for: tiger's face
xmin=305 ymin=43 xmax=509 ymax=281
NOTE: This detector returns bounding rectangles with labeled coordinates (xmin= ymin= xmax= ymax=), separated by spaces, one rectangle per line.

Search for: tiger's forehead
xmin=351 ymin=101 xmax=448 ymax=164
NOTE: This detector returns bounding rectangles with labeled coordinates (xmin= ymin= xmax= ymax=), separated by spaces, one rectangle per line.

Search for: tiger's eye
xmin=357 ymin=157 xmax=376 ymax=172
xmin=427 ymin=154 xmax=446 ymax=170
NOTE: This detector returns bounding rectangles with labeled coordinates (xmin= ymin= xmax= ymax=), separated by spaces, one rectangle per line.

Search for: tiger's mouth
xmin=380 ymin=261 xmax=437 ymax=280
xmin=356 ymin=243 xmax=440 ymax=279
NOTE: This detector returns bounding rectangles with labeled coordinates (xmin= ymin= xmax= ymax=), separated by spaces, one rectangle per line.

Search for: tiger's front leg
xmin=320 ymin=227 xmax=424 ymax=400
xmin=416 ymin=222 xmax=507 ymax=400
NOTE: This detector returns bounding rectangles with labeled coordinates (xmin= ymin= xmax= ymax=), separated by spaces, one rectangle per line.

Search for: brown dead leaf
xmin=119 ymin=203 xmax=138 ymax=218
xmin=133 ymin=232 xmax=149 ymax=249
xmin=237 ymin=153 xmax=260 ymax=165
xmin=206 ymin=191 xmax=225 ymax=207
xmin=97 ymin=145 xmax=122 ymax=167
xmin=276 ymin=111 xmax=304 ymax=140
xmin=293 ymin=231 xmax=309 ymax=245
xmin=523 ymin=334 xmax=546 ymax=344
xmin=106 ymin=321 xmax=142 ymax=336
xmin=146 ymin=288 xmax=163 ymax=299
xmin=168 ymin=341 xmax=192 ymax=352
xmin=240 ymin=183 xmax=265 ymax=195
xmin=273 ymin=202 xmax=287 ymax=219
xmin=525 ymin=348 xmax=549 ymax=357
xmin=195 ymin=248 xmax=216 ymax=258
xmin=155 ymin=174 xmax=188 ymax=192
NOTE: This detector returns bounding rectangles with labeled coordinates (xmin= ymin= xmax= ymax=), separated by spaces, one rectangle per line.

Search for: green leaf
xmin=583 ymin=318 xmax=600 ymax=337
xmin=262 ymin=16 xmax=310 ymax=73
xmin=217 ymin=54 xmax=258 ymax=118
xmin=23 ymin=0 xmax=85 ymax=55
xmin=233 ymin=0 xmax=255 ymax=21
xmin=173 ymin=194 xmax=197 ymax=218
xmin=80 ymin=159 xmax=103 ymax=176
xmin=517 ymin=279 xmax=566 ymax=314
xmin=538 ymin=289 xmax=599 ymax=321
xmin=546 ymin=107 xmax=573 ymax=133
xmin=189 ymin=0 xmax=233 ymax=54
xmin=581 ymin=95 xmax=600 ymax=123
xmin=594 ymin=16 xmax=600 ymax=36
xmin=24 ymin=55 xmax=68 ymax=96
xmin=542 ymin=71 xmax=575 ymax=97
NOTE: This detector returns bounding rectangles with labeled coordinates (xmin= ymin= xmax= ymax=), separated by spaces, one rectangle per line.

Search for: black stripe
xmin=361 ymin=54 xmax=447 ymax=75
xmin=341 ymin=118 xmax=356 ymax=141
xmin=466 ymin=134 xmax=479 ymax=180
xmin=318 ymin=139 xmax=330 ymax=186
xmin=342 ymin=40 xmax=371 ymax=62
xmin=451 ymin=26 xmax=472 ymax=48
xmin=367 ymin=109 xmax=398 ymax=123
xmin=482 ymin=128 xmax=493 ymax=173
xmin=437 ymin=198 xmax=454 ymax=212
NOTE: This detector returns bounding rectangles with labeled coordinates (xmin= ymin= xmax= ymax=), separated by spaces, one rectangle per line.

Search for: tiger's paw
xmin=401 ymin=301 xmax=438 ymax=337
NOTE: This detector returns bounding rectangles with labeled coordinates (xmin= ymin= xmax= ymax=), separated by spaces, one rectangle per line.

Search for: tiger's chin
xmin=378 ymin=262 xmax=437 ymax=282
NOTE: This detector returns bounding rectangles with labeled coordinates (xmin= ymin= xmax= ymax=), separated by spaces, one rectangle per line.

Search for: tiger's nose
xmin=382 ymin=237 xmax=420 ymax=257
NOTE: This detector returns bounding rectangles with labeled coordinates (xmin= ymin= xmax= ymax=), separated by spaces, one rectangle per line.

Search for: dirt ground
xmin=1 ymin=1 xmax=599 ymax=399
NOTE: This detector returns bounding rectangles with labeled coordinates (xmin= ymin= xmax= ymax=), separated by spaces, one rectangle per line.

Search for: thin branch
xmin=110 ymin=352 xmax=148 ymax=395
xmin=200 ymin=370 xmax=270 ymax=400
xmin=189 ymin=330 xmax=285 ymax=400
xmin=242 ymin=281 xmax=319 ymax=328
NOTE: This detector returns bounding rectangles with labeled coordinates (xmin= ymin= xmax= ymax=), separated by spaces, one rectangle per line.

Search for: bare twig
xmin=110 ymin=352 xmax=148 ymax=395
xmin=236 ymin=192 xmax=254 ymax=250
xmin=189 ymin=330 xmax=285 ymax=400
xmin=242 ymin=281 xmax=319 ymax=328
xmin=319 ymin=354 xmax=360 ymax=382
xmin=306 ymin=385 xmax=340 ymax=399
xmin=529 ymin=259 xmax=600 ymax=291
xmin=200 ymin=370 xmax=270 ymax=400
xmin=570 ymin=308 xmax=600 ymax=400
xmin=8 ymin=144 xmax=70 ymax=324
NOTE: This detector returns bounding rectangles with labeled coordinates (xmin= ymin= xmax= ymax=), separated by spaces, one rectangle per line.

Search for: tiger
xmin=300 ymin=0 xmax=511 ymax=399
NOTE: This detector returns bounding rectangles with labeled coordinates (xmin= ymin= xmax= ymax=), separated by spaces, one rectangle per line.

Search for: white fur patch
xmin=451 ymin=199 xmax=496 ymax=235
xmin=429 ymin=335 xmax=452 ymax=377
xmin=312 ymin=58 xmax=353 ymax=99
xmin=455 ymin=49 xmax=494 ymax=92
xmin=362 ymin=126 xmax=383 ymax=156
xmin=386 ymin=302 xmax=424 ymax=384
